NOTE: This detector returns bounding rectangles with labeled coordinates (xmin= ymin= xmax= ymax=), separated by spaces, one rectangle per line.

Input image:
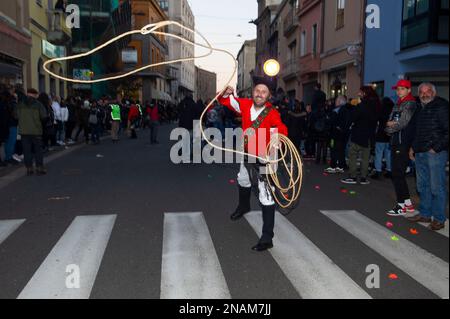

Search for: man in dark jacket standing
xmin=408 ymin=83 xmax=449 ymax=231
xmin=0 ymin=89 xmax=10 ymax=167
xmin=341 ymin=87 xmax=378 ymax=185
xmin=371 ymin=97 xmax=395 ymax=179
xmin=325 ymin=95 xmax=351 ymax=173
xmin=14 ymin=88 xmax=48 ymax=176
xmin=385 ymin=80 xmax=417 ymax=216
xmin=311 ymin=83 xmax=326 ymax=114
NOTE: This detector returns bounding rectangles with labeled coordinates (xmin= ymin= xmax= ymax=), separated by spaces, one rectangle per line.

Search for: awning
xmin=154 ymin=91 xmax=172 ymax=102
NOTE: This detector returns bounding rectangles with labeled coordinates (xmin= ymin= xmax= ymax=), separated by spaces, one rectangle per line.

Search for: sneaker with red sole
xmin=403 ymin=204 xmax=416 ymax=214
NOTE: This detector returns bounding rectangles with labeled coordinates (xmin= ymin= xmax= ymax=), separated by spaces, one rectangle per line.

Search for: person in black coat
xmin=371 ymin=97 xmax=394 ymax=179
xmin=0 ymin=88 xmax=11 ymax=166
xmin=325 ymin=96 xmax=351 ymax=173
xmin=311 ymin=83 xmax=327 ymax=114
xmin=341 ymin=86 xmax=379 ymax=185
xmin=287 ymin=100 xmax=307 ymax=153
xmin=311 ymin=101 xmax=332 ymax=164
xmin=408 ymin=83 xmax=449 ymax=230
xmin=178 ymin=95 xmax=198 ymax=131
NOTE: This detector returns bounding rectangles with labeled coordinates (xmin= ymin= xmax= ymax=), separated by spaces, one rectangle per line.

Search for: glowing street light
xmin=263 ymin=59 xmax=280 ymax=77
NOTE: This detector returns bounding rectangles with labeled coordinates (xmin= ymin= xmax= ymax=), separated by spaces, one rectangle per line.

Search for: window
xmin=336 ymin=0 xmax=345 ymax=29
xmin=401 ymin=0 xmax=449 ymax=49
xmin=289 ymin=41 xmax=297 ymax=61
xmin=300 ymin=31 xmax=307 ymax=56
xmin=312 ymin=24 xmax=318 ymax=56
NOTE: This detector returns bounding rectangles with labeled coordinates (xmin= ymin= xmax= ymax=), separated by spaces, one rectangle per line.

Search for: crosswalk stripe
xmin=245 ymin=211 xmax=372 ymax=299
xmin=321 ymin=210 xmax=449 ymax=299
xmin=419 ymin=220 xmax=449 ymax=238
xmin=161 ymin=212 xmax=231 ymax=299
xmin=17 ymin=215 xmax=116 ymax=299
xmin=0 ymin=219 xmax=26 ymax=245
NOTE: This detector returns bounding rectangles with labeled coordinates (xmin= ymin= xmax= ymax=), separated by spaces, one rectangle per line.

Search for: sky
xmin=187 ymin=0 xmax=258 ymax=90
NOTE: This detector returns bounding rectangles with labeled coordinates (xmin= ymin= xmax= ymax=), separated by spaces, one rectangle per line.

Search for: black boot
xmin=252 ymin=204 xmax=275 ymax=251
xmin=230 ymin=186 xmax=251 ymax=221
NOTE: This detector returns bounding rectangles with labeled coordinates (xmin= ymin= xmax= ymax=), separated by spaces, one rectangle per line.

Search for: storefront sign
xmin=42 ymin=40 xmax=66 ymax=59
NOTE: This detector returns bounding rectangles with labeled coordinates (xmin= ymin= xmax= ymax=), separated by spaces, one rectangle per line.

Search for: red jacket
xmin=146 ymin=106 xmax=159 ymax=121
xmin=218 ymin=94 xmax=288 ymax=157
xmin=128 ymin=105 xmax=140 ymax=121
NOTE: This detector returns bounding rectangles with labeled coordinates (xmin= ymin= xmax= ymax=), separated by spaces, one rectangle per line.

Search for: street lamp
xmin=263 ymin=59 xmax=280 ymax=77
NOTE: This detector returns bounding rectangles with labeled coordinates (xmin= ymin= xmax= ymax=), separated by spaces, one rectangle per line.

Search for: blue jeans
xmin=415 ymin=151 xmax=448 ymax=223
xmin=5 ymin=126 xmax=17 ymax=160
xmin=374 ymin=142 xmax=391 ymax=172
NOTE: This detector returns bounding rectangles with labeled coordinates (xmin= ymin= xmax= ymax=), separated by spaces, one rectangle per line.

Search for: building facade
xmin=297 ymin=0 xmax=322 ymax=104
xmin=320 ymin=0 xmax=365 ymax=99
xmin=161 ymin=0 xmax=195 ymax=103
xmin=255 ymin=0 xmax=283 ymax=79
xmin=195 ymin=66 xmax=217 ymax=103
xmin=364 ymin=0 xmax=449 ymax=100
xmin=278 ymin=0 xmax=300 ymax=100
xmin=122 ymin=0 xmax=170 ymax=103
xmin=29 ymin=0 xmax=71 ymax=97
xmin=71 ymin=0 xmax=131 ymax=98
xmin=0 ymin=1 xmax=32 ymax=89
xmin=237 ymin=39 xmax=256 ymax=98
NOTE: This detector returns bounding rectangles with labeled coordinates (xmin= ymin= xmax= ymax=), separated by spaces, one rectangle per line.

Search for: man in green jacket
xmin=14 ymin=88 xmax=48 ymax=176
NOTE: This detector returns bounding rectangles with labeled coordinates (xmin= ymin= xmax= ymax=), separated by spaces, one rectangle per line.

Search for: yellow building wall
xmin=29 ymin=0 xmax=68 ymax=98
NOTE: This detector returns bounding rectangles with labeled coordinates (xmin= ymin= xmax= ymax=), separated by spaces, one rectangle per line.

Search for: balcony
xmin=281 ymin=58 xmax=299 ymax=80
xmin=47 ymin=10 xmax=71 ymax=45
xmin=283 ymin=11 xmax=298 ymax=36
xmin=298 ymin=54 xmax=320 ymax=81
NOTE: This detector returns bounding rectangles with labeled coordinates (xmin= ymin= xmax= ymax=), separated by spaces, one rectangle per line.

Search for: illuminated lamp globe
xmin=263 ymin=59 xmax=280 ymax=77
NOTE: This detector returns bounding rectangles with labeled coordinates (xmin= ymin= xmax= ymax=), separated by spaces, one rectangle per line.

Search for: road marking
xmin=18 ymin=215 xmax=116 ymax=299
xmin=161 ymin=212 xmax=230 ymax=299
xmin=0 ymin=219 xmax=26 ymax=245
xmin=245 ymin=211 xmax=372 ymax=299
xmin=321 ymin=210 xmax=449 ymax=299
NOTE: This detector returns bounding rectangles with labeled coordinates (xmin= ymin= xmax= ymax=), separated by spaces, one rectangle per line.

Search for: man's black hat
xmin=252 ymin=76 xmax=276 ymax=94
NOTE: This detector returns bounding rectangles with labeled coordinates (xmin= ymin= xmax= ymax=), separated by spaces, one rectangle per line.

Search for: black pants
xmin=65 ymin=121 xmax=76 ymax=140
xmin=391 ymin=144 xmax=411 ymax=203
xmin=305 ymin=136 xmax=315 ymax=156
xmin=149 ymin=121 xmax=159 ymax=143
xmin=330 ymin=138 xmax=346 ymax=169
xmin=22 ymin=135 xmax=44 ymax=168
xmin=75 ymin=123 xmax=89 ymax=142
xmin=315 ymin=137 xmax=328 ymax=163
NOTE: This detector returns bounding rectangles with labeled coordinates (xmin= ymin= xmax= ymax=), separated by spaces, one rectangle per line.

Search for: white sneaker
xmin=335 ymin=167 xmax=345 ymax=173
xmin=12 ymin=154 xmax=23 ymax=162
xmin=324 ymin=167 xmax=336 ymax=174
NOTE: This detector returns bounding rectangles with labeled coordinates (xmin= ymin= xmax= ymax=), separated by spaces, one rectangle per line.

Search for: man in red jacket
xmin=128 ymin=101 xmax=140 ymax=139
xmin=218 ymin=77 xmax=288 ymax=251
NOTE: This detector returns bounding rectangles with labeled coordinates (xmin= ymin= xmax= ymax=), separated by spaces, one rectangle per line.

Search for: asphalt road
xmin=0 ymin=124 xmax=448 ymax=299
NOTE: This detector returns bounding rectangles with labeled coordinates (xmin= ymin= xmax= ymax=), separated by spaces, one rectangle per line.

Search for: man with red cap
xmin=385 ymin=79 xmax=418 ymax=216
xmin=219 ymin=77 xmax=288 ymax=251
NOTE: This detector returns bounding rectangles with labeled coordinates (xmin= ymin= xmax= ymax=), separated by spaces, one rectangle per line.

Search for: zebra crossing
xmin=0 ymin=210 xmax=448 ymax=299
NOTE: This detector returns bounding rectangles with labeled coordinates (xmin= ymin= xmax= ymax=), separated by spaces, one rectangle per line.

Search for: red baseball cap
xmin=392 ymin=79 xmax=412 ymax=90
